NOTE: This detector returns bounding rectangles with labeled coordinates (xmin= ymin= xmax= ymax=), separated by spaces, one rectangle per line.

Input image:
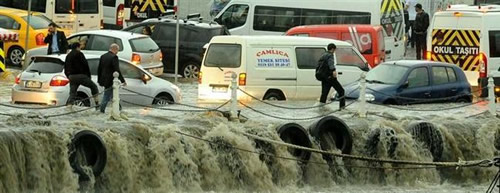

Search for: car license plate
xmin=25 ymin=81 xmax=42 ymax=88
xmin=212 ymin=86 xmax=228 ymax=93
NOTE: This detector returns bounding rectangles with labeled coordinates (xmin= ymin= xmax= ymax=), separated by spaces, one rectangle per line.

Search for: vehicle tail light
xmin=15 ymin=74 xmax=20 ymax=84
xmin=198 ymin=71 xmax=203 ymax=84
xmin=50 ymin=75 xmax=69 ymax=86
xmin=35 ymin=33 xmax=46 ymax=45
xmin=159 ymin=52 xmax=163 ymax=61
xmin=479 ymin=52 xmax=487 ymax=78
xmin=100 ymin=19 xmax=104 ymax=29
xmin=426 ymin=51 xmax=432 ymax=61
xmin=374 ymin=57 xmax=380 ymax=67
xmin=132 ymin=53 xmax=141 ymax=65
xmin=117 ymin=4 xmax=125 ymax=27
xmin=239 ymin=73 xmax=246 ymax=86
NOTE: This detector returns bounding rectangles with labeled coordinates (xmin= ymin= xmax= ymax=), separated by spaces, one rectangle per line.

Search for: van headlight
xmin=365 ymin=93 xmax=375 ymax=102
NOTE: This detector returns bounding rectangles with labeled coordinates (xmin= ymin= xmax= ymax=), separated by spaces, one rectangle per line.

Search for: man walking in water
xmin=317 ymin=43 xmax=345 ymax=110
xmin=97 ymin=43 xmax=126 ymax=113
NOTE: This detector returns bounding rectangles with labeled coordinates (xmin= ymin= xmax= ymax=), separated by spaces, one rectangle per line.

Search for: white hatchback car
xmin=12 ymin=54 xmax=181 ymax=106
xmin=23 ymin=30 xmax=164 ymax=76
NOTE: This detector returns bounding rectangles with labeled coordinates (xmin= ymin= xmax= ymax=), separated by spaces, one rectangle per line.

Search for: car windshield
xmin=26 ymin=57 xmax=64 ymax=73
xmin=365 ymin=64 xmax=408 ymax=84
xmin=22 ymin=15 xmax=52 ymax=29
xmin=129 ymin=37 xmax=159 ymax=53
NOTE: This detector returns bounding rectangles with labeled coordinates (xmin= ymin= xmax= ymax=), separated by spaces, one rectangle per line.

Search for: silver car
xmin=12 ymin=54 xmax=181 ymax=106
xmin=23 ymin=30 xmax=164 ymax=76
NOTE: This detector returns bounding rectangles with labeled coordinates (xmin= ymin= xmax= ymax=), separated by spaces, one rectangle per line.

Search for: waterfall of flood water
xmin=0 ymin=112 xmax=498 ymax=193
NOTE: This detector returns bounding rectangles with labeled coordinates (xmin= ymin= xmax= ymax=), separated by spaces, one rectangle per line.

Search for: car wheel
xmin=455 ymin=97 xmax=470 ymax=103
xmin=263 ymin=91 xmax=285 ymax=101
xmin=8 ymin=46 xmax=24 ymax=67
xmin=182 ymin=62 xmax=200 ymax=78
xmin=74 ymin=94 xmax=91 ymax=107
xmin=153 ymin=94 xmax=174 ymax=106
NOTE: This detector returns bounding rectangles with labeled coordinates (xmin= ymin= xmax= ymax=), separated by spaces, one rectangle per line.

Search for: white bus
xmin=213 ymin=0 xmax=406 ymax=61
xmin=0 ymin=0 xmax=102 ymax=33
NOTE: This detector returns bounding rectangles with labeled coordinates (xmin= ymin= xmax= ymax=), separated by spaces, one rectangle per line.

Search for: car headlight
xmin=365 ymin=93 xmax=375 ymax=102
xmin=172 ymin=84 xmax=181 ymax=93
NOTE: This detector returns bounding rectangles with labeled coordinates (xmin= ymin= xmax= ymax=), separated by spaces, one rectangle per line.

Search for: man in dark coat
xmin=97 ymin=43 xmax=126 ymax=113
xmin=44 ymin=22 xmax=68 ymax=55
xmin=414 ymin=3 xmax=430 ymax=60
xmin=65 ymin=42 xmax=99 ymax=107
xmin=318 ymin=43 xmax=345 ymax=110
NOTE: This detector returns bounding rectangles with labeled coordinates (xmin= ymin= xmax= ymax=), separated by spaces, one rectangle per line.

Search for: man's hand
xmin=332 ymin=71 xmax=337 ymax=78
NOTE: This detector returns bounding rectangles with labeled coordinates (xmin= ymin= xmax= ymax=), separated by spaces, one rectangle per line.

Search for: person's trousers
xmin=67 ymin=74 xmax=98 ymax=105
xmin=100 ymin=87 xmax=122 ymax=113
xmin=320 ymin=77 xmax=345 ymax=109
xmin=415 ymin=33 xmax=427 ymax=60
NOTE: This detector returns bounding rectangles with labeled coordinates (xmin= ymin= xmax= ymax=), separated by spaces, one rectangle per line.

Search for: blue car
xmin=345 ymin=60 xmax=472 ymax=104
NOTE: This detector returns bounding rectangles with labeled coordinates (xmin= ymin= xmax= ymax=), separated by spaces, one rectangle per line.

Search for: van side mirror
xmin=141 ymin=74 xmax=151 ymax=84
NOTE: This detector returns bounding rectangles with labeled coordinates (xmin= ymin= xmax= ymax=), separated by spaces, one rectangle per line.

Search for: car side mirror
xmin=141 ymin=74 xmax=151 ymax=84
xmin=401 ymin=81 xmax=409 ymax=89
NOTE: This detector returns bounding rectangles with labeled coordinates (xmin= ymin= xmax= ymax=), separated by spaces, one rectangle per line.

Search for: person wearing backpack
xmin=316 ymin=43 xmax=345 ymax=110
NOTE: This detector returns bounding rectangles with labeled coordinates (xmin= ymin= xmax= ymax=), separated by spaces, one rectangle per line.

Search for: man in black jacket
xmin=414 ymin=3 xmax=430 ymax=60
xmin=65 ymin=42 xmax=99 ymax=107
xmin=98 ymin=43 xmax=126 ymax=113
xmin=318 ymin=43 xmax=345 ymax=110
xmin=44 ymin=22 xmax=68 ymax=55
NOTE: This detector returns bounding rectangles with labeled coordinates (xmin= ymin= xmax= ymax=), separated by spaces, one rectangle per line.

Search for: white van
xmin=198 ymin=36 xmax=370 ymax=101
xmin=213 ymin=0 xmax=406 ymax=61
xmin=426 ymin=4 xmax=500 ymax=97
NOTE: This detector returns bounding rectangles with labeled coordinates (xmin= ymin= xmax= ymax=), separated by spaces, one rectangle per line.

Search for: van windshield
xmin=205 ymin=44 xmax=242 ymax=68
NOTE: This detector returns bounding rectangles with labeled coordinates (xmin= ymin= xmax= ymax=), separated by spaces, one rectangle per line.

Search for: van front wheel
xmin=263 ymin=91 xmax=285 ymax=101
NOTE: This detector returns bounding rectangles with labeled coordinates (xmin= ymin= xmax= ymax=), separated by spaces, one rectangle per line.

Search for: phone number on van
xmin=257 ymin=58 xmax=291 ymax=67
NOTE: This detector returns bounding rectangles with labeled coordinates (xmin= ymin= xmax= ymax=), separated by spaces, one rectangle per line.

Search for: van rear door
xmin=199 ymin=43 xmax=244 ymax=100
xmin=429 ymin=13 xmax=482 ymax=86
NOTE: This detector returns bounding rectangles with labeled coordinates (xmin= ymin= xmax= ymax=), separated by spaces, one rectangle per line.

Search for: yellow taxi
xmin=0 ymin=8 xmax=67 ymax=66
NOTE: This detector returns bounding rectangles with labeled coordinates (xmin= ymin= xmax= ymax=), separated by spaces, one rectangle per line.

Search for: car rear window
xmin=22 ymin=15 xmax=52 ymax=30
xmin=129 ymin=37 xmax=160 ymax=53
xmin=26 ymin=57 xmax=64 ymax=73
xmin=205 ymin=44 xmax=241 ymax=68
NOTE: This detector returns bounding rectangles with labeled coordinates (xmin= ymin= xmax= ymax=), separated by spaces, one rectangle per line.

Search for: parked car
xmin=12 ymin=54 xmax=181 ymax=106
xmin=345 ymin=60 xmax=472 ymax=104
xmin=23 ymin=30 xmax=164 ymax=76
xmin=199 ymin=36 xmax=369 ymax=101
xmin=286 ymin=25 xmax=386 ymax=68
xmin=0 ymin=7 xmax=69 ymax=66
xmin=123 ymin=17 xmax=229 ymax=78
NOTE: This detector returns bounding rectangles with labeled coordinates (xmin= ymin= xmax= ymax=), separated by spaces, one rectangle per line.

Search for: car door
xmin=152 ymin=23 xmax=176 ymax=72
xmin=430 ymin=66 xmax=458 ymax=102
xmin=398 ymin=66 xmax=432 ymax=104
xmin=335 ymin=47 xmax=370 ymax=85
xmin=118 ymin=60 xmax=153 ymax=105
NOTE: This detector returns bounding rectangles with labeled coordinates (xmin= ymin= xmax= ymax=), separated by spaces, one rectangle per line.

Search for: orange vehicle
xmin=286 ymin=25 xmax=386 ymax=68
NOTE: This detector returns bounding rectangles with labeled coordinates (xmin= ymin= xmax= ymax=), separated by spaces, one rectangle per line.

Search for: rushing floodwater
xmin=1 ymin=71 xmax=500 ymax=193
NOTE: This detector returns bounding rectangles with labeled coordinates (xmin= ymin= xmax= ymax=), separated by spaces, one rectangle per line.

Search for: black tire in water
xmin=365 ymin=127 xmax=398 ymax=158
xmin=406 ymin=122 xmax=444 ymax=162
xmin=68 ymin=130 xmax=107 ymax=181
xmin=276 ymin=123 xmax=313 ymax=163
xmin=309 ymin=116 xmax=353 ymax=157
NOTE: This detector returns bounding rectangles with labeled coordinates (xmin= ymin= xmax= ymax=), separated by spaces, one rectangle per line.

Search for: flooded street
xmin=1 ymin=69 xmax=499 ymax=193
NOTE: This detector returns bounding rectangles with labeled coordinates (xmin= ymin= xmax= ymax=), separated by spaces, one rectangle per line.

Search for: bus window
xmin=77 ymin=0 xmax=99 ymax=13
xmin=218 ymin=4 xmax=249 ymax=30
xmin=0 ymin=0 xmax=47 ymax=12
xmin=333 ymin=11 xmax=371 ymax=24
xmin=103 ymin=0 xmax=116 ymax=7
xmin=56 ymin=0 xmax=98 ymax=14
xmin=302 ymin=9 xmax=331 ymax=25
xmin=254 ymin=6 xmax=300 ymax=32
